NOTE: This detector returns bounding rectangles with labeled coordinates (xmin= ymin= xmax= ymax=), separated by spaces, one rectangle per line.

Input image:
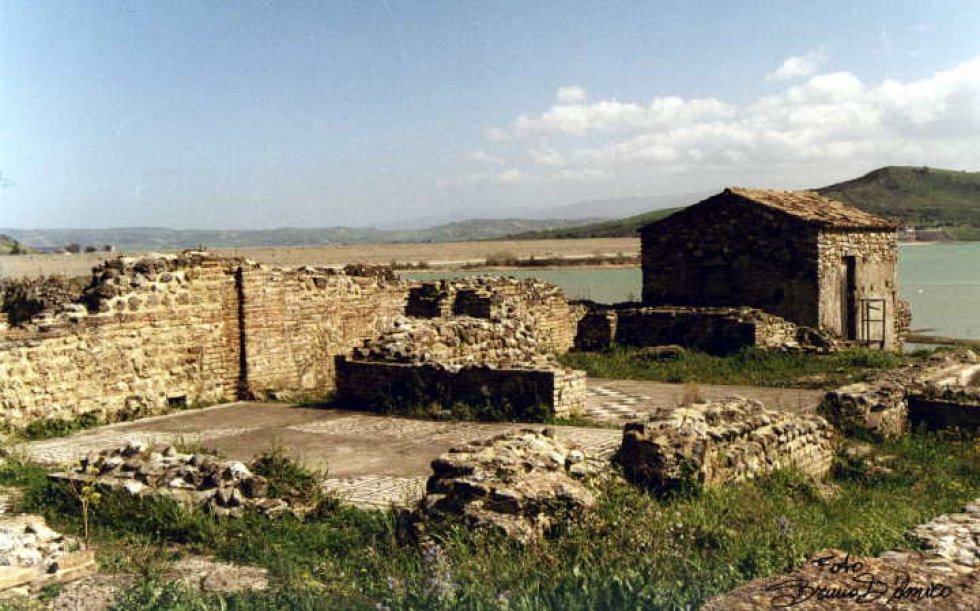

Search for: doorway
xmin=843 ymin=256 xmax=857 ymax=340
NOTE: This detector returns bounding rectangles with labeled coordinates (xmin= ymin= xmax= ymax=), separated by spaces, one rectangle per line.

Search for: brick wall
xmin=241 ymin=267 xmax=406 ymax=399
xmin=0 ymin=254 xmax=410 ymax=428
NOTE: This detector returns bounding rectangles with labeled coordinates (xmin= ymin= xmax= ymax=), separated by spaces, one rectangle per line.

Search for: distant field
xmin=0 ymin=238 xmax=640 ymax=279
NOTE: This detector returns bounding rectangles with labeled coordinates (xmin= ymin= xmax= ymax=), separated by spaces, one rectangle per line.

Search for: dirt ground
xmin=0 ymin=238 xmax=639 ymax=279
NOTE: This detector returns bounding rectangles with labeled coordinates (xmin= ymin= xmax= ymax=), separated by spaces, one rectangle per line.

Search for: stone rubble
xmin=416 ymin=428 xmax=598 ymax=543
xmin=59 ymin=441 xmax=295 ymax=518
xmin=615 ymin=397 xmax=838 ymax=492
xmin=820 ymin=349 xmax=980 ymax=438
xmin=911 ymin=498 xmax=980 ymax=571
xmin=0 ymin=275 xmax=89 ymax=328
xmin=0 ymin=516 xmax=81 ymax=574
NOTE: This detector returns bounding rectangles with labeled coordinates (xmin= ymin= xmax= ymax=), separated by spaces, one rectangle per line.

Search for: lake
xmin=403 ymin=242 xmax=980 ymax=340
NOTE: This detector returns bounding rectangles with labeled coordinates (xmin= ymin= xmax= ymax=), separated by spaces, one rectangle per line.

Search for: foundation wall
xmin=334 ymin=357 xmax=585 ymax=417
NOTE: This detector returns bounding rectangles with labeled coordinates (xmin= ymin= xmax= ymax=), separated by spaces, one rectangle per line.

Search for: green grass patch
xmin=560 ymin=346 xmax=914 ymax=388
xmin=11 ymin=430 xmax=977 ymax=610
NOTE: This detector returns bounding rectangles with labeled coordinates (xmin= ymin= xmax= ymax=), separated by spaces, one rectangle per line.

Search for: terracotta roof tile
xmin=725 ymin=187 xmax=896 ymax=229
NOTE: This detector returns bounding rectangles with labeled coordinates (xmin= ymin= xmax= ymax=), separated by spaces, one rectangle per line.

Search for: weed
xmin=250 ymin=443 xmax=324 ymax=502
xmin=11 ymin=430 xmax=977 ymax=610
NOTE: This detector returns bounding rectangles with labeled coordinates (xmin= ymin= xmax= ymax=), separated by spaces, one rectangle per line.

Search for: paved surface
xmin=584 ymin=377 xmax=824 ymax=423
xmin=23 ymin=403 xmax=620 ymax=509
xmin=21 ymin=378 xmax=824 ymax=509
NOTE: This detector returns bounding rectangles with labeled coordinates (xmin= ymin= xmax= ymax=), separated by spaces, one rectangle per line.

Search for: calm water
xmin=403 ymin=242 xmax=980 ymax=340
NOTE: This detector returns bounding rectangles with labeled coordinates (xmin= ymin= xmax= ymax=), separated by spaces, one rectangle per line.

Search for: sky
xmin=1 ymin=1 xmax=979 ymax=230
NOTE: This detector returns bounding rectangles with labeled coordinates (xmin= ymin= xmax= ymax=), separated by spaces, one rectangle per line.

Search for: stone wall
xmin=0 ymin=253 xmax=411 ymax=429
xmin=0 ymin=255 xmax=591 ymax=429
xmin=404 ymin=277 xmax=584 ymax=354
xmin=819 ymin=349 xmax=980 ymax=438
xmin=615 ymin=397 xmax=838 ymax=492
xmin=334 ymin=358 xmax=586 ymax=418
xmin=816 ymin=230 xmax=900 ymax=350
xmin=573 ymin=304 xmax=827 ymax=355
xmin=0 ymin=253 xmax=242 ymax=428
xmin=240 ymin=266 xmax=406 ymax=399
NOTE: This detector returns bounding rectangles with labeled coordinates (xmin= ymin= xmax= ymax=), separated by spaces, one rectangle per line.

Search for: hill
xmin=0 ymin=218 xmax=599 ymax=253
xmin=507 ymin=207 xmax=683 ymax=239
xmin=816 ymin=166 xmax=980 ymax=237
xmin=0 ymin=234 xmax=28 ymax=255
xmin=510 ymin=166 xmax=980 ymax=240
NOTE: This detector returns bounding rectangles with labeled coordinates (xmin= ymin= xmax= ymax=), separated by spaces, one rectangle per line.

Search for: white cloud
xmin=445 ymin=55 xmax=980 ymax=193
xmin=499 ymin=96 xmax=733 ymax=139
xmin=766 ymin=49 xmax=828 ymax=82
xmin=556 ymin=86 xmax=587 ymax=104
xmin=467 ymin=150 xmax=504 ymax=165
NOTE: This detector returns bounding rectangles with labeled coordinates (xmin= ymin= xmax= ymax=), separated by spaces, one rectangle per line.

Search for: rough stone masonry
xmin=0 ymin=254 xmax=586 ymax=430
xmin=615 ymin=397 xmax=838 ymax=492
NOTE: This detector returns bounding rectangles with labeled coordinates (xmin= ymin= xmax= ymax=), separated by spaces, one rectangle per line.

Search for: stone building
xmin=640 ymin=188 xmax=901 ymax=349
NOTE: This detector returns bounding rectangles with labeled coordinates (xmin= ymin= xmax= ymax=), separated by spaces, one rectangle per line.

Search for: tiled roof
xmin=724 ymin=187 xmax=897 ymax=229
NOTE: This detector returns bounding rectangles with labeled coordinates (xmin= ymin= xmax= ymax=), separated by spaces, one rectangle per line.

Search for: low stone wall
xmin=573 ymin=304 xmax=827 ymax=355
xmin=907 ymin=395 xmax=980 ymax=436
xmin=334 ymin=357 xmax=586 ymax=418
xmin=819 ymin=349 xmax=980 ymax=438
xmin=55 ymin=441 xmax=303 ymax=517
xmin=351 ymin=316 xmax=555 ymax=370
xmin=615 ymin=397 xmax=837 ymax=492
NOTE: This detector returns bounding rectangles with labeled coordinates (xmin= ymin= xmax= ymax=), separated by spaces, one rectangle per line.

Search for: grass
xmin=6 ymin=399 xmax=219 ymax=442
xmin=2 ymin=430 xmax=975 ymax=610
xmin=560 ymin=346 xmax=916 ymax=389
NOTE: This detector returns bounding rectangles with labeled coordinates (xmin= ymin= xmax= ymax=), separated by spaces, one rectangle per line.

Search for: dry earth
xmin=0 ymin=238 xmax=639 ymax=279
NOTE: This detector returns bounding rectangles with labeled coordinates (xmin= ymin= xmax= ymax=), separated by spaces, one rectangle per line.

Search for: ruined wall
xmin=0 ymin=254 xmax=412 ymax=428
xmin=0 ymin=253 xmax=241 ymax=428
xmin=574 ymin=305 xmax=812 ymax=355
xmin=616 ymin=398 xmax=838 ymax=492
xmin=241 ymin=267 xmax=407 ymax=399
xmin=816 ymin=230 xmax=899 ymax=350
xmin=641 ymin=193 xmax=822 ymax=327
xmin=334 ymin=358 xmax=586 ymax=418
xmin=404 ymin=277 xmax=584 ymax=354
xmin=0 ymin=256 xmax=591 ymax=429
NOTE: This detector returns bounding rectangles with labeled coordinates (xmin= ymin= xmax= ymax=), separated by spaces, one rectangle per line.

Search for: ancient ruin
xmin=56 ymin=441 xmax=307 ymax=517
xmin=0 ymin=515 xmax=96 ymax=595
xmin=335 ymin=276 xmax=588 ymax=418
xmin=640 ymin=188 xmax=905 ymax=350
xmin=0 ymin=255 xmax=587 ymax=430
xmin=415 ymin=428 xmax=597 ymax=542
xmin=615 ymin=397 xmax=838 ymax=492
xmin=574 ymin=304 xmax=836 ymax=354
xmin=820 ymin=349 xmax=980 ymax=438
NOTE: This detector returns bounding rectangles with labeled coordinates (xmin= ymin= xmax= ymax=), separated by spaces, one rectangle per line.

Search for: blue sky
xmin=1 ymin=1 xmax=979 ymax=229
